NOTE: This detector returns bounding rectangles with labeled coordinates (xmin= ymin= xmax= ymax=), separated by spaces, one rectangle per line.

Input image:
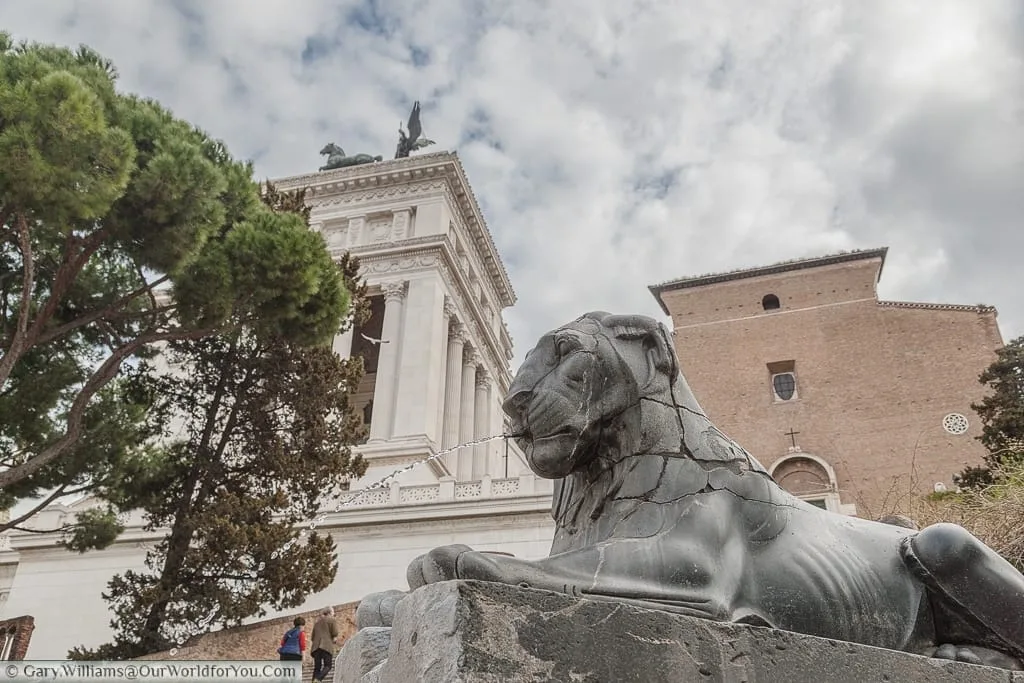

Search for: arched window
xmin=772 ymin=372 xmax=796 ymax=401
xmin=0 ymin=627 xmax=13 ymax=660
xmin=772 ymin=456 xmax=833 ymax=498
xmin=767 ymin=453 xmax=854 ymax=515
xmin=762 ymin=294 xmax=780 ymax=311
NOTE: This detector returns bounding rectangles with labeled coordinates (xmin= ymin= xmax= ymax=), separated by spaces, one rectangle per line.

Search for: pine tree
xmin=0 ymin=35 xmax=348 ymax=527
xmin=956 ymin=337 xmax=1024 ymax=490
xmin=69 ymin=187 xmax=370 ymax=659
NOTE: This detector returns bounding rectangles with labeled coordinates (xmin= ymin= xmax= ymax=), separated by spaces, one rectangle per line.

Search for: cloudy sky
xmin=3 ymin=0 xmax=1022 ymax=364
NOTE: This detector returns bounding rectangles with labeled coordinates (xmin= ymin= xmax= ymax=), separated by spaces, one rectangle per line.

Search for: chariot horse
xmin=407 ymin=312 xmax=1024 ymax=669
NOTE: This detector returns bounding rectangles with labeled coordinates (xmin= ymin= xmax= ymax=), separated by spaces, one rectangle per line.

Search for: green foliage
xmin=916 ymin=460 xmax=1024 ymax=574
xmin=954 ymin=465 xmax=997 ymax=491
xmin=924 ymin=490 xmax=960 ymax=503
xmin=71 ymin=327 xmax=368 ymax=659
xmin=956 ymin=336 xmax=1024 ymax=490
xmin=0 ymin=35 xmax=347 ymax=513
xmin=61 ymin=507 xmax=125 ymax=553
xmin=69 ymin=189 xmax=369 ymax=660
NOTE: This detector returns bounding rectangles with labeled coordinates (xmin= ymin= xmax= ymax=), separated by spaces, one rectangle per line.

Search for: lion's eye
xmin=556 ymin=338 xmax=574 ymax=357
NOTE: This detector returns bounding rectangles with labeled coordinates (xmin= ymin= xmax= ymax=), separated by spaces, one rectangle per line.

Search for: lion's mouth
xmin=508 ymin=425 xmax=578 ymax=443
xmin=535 ymin=427 xmax=579 ymax=441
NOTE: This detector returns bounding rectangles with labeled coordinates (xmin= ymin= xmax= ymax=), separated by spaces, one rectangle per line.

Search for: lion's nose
xmin=502 ymin=390 xmax=533 ymax=420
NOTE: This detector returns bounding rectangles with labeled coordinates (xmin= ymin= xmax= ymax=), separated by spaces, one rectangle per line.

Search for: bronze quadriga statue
xmin=406 ymin=312 xmax=1024 ymax=670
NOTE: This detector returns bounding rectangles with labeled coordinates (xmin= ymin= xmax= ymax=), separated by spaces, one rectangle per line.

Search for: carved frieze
xmin=310 ymin=180 xmax=448 ymax=209
xmin=393 ymin=209 xmax=411 ymax=241
xmin=367 ymin=214 xmax=393 ymax=243
xmin=322 ymin=220 xmax=349 ymax=249
xmin=363 ymin=253 xmax=440 ymax=275
xmin=348 ymin=216 xmax=365 ymax=247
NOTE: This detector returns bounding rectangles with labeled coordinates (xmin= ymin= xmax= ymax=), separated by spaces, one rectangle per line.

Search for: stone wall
xmin=657 ymin=254 xmax=1003 ymax=515
xmin=4 ymin=492 xmax=554 ymax=659
xmin=135 ymin=603 xmax=357 ymax=662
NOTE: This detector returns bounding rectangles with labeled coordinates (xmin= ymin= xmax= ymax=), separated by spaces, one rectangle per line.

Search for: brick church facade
xmin=649 ymin=248 xmax=1004 ymax=517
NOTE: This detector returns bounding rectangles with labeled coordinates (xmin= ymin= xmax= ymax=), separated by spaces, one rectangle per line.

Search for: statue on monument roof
xmin=394 ymin=101 xmax=435 ymax=159
xmin=318 ymin=143 xmax=383 ymax=171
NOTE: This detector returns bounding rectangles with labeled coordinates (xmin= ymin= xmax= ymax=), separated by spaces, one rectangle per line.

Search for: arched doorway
xmin=768 ymin=452 xmax=853 ymax=514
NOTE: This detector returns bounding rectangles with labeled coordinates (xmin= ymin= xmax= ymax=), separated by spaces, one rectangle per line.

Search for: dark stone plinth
xmin=344 ymin=581 xmax=1024 ymax=683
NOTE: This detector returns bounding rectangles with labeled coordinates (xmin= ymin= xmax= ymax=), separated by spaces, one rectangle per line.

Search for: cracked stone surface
xmin=359 ymin=661 xmax=385 ymax=683
xmin=367 ymin=581 xmax=1024 ymax=683
xmin=402 ymin=312 xmax=1024 ymax=669
xmin=335 ymin=626 xmax=392 ymax=683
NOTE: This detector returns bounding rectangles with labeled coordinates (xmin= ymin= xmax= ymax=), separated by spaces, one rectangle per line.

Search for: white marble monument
xmin=0 ymin=152 xmax=556 ymax=659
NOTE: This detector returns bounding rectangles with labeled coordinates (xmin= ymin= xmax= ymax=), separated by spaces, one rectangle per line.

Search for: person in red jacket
xmin=277 ymin=617 xmax=306 ymax=661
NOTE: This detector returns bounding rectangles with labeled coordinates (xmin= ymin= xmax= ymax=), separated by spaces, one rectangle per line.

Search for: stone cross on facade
xmin=785 ymin=427 xmax=800 ymax=449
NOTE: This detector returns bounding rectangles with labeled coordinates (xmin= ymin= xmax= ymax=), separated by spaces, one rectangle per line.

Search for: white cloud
xmin=2 ymin=0 xmax=1021 ymax=366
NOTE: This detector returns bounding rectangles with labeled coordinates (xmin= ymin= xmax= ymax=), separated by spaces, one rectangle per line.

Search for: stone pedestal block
xmin=338 ymin=581 xmax=1024 ymax=683
xmin=335 ymin=626 xmax=392 ymax=683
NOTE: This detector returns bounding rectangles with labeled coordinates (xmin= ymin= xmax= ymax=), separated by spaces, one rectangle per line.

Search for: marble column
xmin=442 ymin=323 xmax=466 ymax=452
xmin=368 ymin=280 xmax=406 ymax=442
xmin=436 ymin=297 xmax=456 ymax=446
xmin=473 ymin=370 xmax=491 ymax=479
xmin=457 ymin=348 xmax=480 ymax=480
xmin=391 ymin=277 xmax=447 ymax=442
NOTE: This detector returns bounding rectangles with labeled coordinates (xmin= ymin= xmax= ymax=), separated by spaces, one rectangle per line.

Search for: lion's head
xmin=502 ymin=312 xmax=680 ymax=479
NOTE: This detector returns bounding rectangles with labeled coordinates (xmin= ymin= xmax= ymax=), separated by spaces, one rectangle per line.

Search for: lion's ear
xmin=602 ymin=315 xmax=679 ymax=387
xmin=648 ymin=324 xmax=679 ymax=384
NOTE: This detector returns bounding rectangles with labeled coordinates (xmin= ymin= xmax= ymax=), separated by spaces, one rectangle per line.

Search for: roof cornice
xmin=648 ymin=248 xmax=889 ymax=315
xmin=878 ymin=300 xmax=997 ymax=315
xmin=267 ymin=152 xmax=516 ymax=309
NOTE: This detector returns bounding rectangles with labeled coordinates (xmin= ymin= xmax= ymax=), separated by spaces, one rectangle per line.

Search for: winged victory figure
xmin=394 ymin=101 xmax=435 ymax=159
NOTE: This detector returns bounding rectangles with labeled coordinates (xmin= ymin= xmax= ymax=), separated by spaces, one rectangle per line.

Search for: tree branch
xmin=0 ymin=324 xmax=223 ymax=489
xmin=7 ymin=524 xmax=72 ymax=534
xmin=12 ymin=227 xmax=112 ymax=373
xmin=0 ymin=214 xmax=35 ymax=387
xmin=136 ymin=262 xmax=161 ymax=325
xmin=0 ymin=483 xmax=70 ymax=533
xmin=33 ymin=274 xmax=172 ymax=347
xmin=196 ymin=573 xmax=259 ymax=583
xmin=0 ymin=482 xmax=92 ymax=534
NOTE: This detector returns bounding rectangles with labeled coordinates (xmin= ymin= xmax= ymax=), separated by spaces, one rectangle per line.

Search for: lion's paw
xmin=406 ymin=544 xmax=474 ymax=590
xmin=931 ymin=643 xmax=1023 ymax=670
xmin=355 ymin=589 xmax=407 ymax=629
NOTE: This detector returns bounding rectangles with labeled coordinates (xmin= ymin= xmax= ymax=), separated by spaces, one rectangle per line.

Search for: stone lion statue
xmin=407 ymin=312 xmax=1024 ymax=669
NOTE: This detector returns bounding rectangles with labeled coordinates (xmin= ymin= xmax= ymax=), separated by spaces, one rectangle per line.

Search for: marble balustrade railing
xmin=345 ymin=472 xmax=553 ymax=508
xmin=6 ymin=472 xmax=556 ymax=537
